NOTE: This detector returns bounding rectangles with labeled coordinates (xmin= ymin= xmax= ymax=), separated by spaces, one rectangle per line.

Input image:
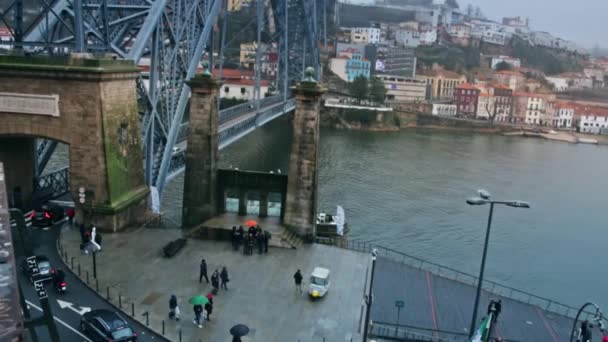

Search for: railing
xmin=33 ymin=167 xmax=70 ymax=203
xmin=315 ymin=237 xmax=595 ymax=321
xmin=370 ymin=322 xmax=463 ymax=342
xmin=218 ymin=94 xmax=283 ymax=125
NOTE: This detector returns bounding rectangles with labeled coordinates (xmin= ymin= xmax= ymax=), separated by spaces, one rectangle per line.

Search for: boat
xmin=316 ymin=206 xmax=349 ymax=238
xmin=578 ymin=137 xmax=598 ymax=145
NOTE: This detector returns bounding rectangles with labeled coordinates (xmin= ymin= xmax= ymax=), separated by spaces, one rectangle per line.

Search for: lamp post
xmin=362 ymin=248 xmax=378 ymax=342
xmin=466 ymin=189 xmax=530 ymax=339
xmin=570 ymin=302 xmax=605 ymax=342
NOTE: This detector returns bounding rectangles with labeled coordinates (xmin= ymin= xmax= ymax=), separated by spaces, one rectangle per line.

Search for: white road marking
xmin=57 ymin=299 xmax=92 ymax=315
xmin=25 ymin=300 xmax=92 ymax=341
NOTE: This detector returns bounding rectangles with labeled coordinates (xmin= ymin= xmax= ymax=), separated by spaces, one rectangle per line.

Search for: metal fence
xmin=33 ymin=167 xmax=70 ymax=203
xmin=315 ymin=237 xmax=595 ymax=321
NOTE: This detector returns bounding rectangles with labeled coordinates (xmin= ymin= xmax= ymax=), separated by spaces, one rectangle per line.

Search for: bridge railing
xmin=315 ymin=237 xmax=594 ymax=321
xmin=33 ymin=167 xmax=70 ymax=204
xmin=218 ymin=94 xmax=284 ymax=126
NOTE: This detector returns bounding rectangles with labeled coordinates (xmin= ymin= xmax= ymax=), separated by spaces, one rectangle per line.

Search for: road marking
xmin=57 ymin=299 xmax=92 ymax=315
xmin=25 ymin=300 xmax=92 ymax=341
xmin=425 ymin=271 xmax=440 ymax=339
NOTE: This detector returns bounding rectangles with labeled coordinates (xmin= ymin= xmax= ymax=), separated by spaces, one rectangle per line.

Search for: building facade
xmin=455 ymin=83 xmax=481 ymax=117
xmin=578 ymin=106 xmax=608 ymax=134
xmin=553 ymin=103 xmax=574 ymax=128
xmin=380 ymin=75 xmax=426 ymax=102
xmin=395 ymin=29 xmax=420 ymax=47
xmin=493 ymin=70 xmax=525 ymax=91
xmin=351 ymin=27 xmax=381 ymax=44
xmin=418 ymin=69 xmax=467 ymax=101
xmin=329 ymin=49 xmax=371 ymax=82
xmin=490 ymin=56 xmax=521 ymax=69
xmin=432 ymin=103 xmax=457 ymax=116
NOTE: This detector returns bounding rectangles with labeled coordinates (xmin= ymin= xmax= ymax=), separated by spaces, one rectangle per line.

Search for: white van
xmin=308 ymin=267 xmax=331 ymax=298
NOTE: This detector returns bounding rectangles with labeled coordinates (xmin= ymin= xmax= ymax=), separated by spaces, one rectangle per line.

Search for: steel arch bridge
xmin=0 ymin=0 xmax=326 ymax=196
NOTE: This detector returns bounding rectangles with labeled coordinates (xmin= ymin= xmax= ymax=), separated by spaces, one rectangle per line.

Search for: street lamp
xmin=570 ymin=302 xmax=605 ymax=342
xmin=362 ymin=248 xmax=378 ymax=342
xmin=466 ymin=189 xmax=530 ymax=339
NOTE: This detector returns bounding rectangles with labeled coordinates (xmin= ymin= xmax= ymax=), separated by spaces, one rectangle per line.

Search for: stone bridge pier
xmin=0 ymin=55 xmax=149 ymax=231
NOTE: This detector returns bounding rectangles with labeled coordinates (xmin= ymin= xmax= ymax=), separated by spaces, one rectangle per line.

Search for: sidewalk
xmin=58 ymin=225 xmax=368 ymax=342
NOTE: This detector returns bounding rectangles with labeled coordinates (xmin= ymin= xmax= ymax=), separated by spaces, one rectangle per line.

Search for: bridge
xmin=0 ymin=0 xmax=326 ymax=207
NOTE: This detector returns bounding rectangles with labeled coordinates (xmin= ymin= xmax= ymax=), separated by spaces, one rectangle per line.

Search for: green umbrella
xmin=189 ymin=295 xmax=209 ymax=305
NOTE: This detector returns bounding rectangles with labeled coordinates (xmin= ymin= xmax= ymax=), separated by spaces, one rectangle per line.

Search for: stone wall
xmin=0 ymin=138 xmax=34 ymax=208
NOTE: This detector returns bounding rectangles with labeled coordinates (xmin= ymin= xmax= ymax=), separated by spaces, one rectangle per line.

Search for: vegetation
xmin=349 ymin=75 xmax=369 ymax=103
xmin=416 ymin=46 xmax=480 ymax=72
xmin=343 ymin=109 xmax=374 ymax=125
xmin=368 ymin=76 xmax=387 ymax=104
xmin=510 ymin=37 xmax=583 ymax=75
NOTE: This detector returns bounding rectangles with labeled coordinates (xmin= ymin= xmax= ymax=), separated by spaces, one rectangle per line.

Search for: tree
xmin=349 ymin=75 xmax=368 ymax=104
xmin=494 ymin=61 xmax=512 ymax=71
xmin=368 ymin=76 xmax=386 ymax=104
xmin=485 ymin=96 xmax=498 ymax=125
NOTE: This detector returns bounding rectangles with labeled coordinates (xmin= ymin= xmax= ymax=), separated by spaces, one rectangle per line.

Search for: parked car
xmin=30 ymin=204 xmax=65 ymax=227
xmin=21 ymin=255 xmax=55 ymax=283
xmin=80 ymin=309 xmax=138 ymax=342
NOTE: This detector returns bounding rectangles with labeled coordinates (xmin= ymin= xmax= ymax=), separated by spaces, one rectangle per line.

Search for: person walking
xmin=211 ymin=270 xmax=220 ymax=294
xmin=263 ymin=230 xmax=271 ymax=253
xmin=169 ymin=295 xmax=180 ymax=321
xmin=231 ymin=226 xmax=239 ymax=251
xmin=220 ymin=266 xmax=229 ymax=290
xmin=193 ymin=304 xmax=203 ymax=328
xmin=204 ymin=301 xmax=213 ymax=321
xmin=238 ymin=226 xmax=244 ymax=246
xmin=199 ymin=259 xmax=209 ymax=283
xmin=494 ymin=299 xmax=502 ymax=323
xmin=66 ymin=208 xmax=75 ymax=227
xmin=256 ymin=231 xmax=264 ymax=254
xmin=294 ymin=269 xmax=303 ymax=294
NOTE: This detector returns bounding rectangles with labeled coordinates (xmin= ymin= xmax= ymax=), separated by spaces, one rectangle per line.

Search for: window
xmin=224 ymin=86 xmax=229 ymax=93
xmin=240 ymin=87 xmax=246 ymax=95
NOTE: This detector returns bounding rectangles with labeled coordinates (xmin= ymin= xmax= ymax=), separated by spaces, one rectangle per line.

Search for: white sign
xmin=0 ymin=92 xmax=59 ymax=117
xmin=57 ymin=299 xmax=91 ymax=315
xmin=150 ymin=186 xmax=160 ymax=214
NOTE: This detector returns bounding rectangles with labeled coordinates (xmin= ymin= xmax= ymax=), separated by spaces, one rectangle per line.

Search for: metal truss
xmin=1 ymin=0 xmax=321 ymax=200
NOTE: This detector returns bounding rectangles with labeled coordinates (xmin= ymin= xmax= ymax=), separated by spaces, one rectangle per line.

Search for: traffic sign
xmin=79 ymin=198 xmax=85 ymax=204
xmin=34 ymin=280 xmax=48 ymax=299
xmin=395 ymin=300 xmax=405 ymax=308
xmin=78 ymin=187 xmax=85 ymax=194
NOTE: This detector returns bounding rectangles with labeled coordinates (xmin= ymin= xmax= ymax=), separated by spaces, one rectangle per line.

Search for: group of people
xmin=199 ymin=259 xmax=230 ymax=292
xmin=78 ymin=223 xmax=102 ymax=254
xmin=231 ymin=225 xmax=271 ymax=255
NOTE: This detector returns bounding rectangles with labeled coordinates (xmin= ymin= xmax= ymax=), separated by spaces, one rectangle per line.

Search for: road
xmin=14 ymin=218 xmax=165 ymax=341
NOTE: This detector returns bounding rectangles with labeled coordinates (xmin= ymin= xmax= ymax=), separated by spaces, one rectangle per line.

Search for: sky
xmin=461 ymin=0 xmax=608 ymax=48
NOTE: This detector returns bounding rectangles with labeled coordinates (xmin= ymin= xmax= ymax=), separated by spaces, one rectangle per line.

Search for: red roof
xmin=493 ymin=84 xmax=511 ymax=90
xmin=0 ymin=27 xmax=11 ymax=37
xmin=456 ymin=83 xmax=480 ymax=90
xmin=213 ymin=68 xmax=254 ymax=79
xmin=224 ymin=79 xmax=270 ymax=87
xmin=496 ymin=70 xmax=524 ymax=77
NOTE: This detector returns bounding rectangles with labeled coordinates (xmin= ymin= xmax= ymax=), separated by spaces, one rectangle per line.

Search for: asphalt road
xmin=14 ymin=219 xmax=165 ymax=342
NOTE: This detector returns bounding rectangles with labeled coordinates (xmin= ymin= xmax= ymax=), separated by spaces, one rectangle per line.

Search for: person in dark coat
xmin=294 ymin=269 xmax=303 ymax=294
xmin=66 ymin=208 xmax=75 ymax=227
xmin=232 ymin=336 xmax=242 ymax=342
xmin=248 ymin=235 xmax=255 ymax=255
xmin=79 ymin=223 xmax=87 ymax=244
xmin=169 ymin=295 xmax=179 ymax=321
xmin=231 ymin=226 xmax=239 ymax=251
xmin=238 ymin=226 xmax=244 ymax=245
xmin=193 ymin=304 xmax=203 ymax=327
xmin=199 ymin=259 xmax=209 ymax=283
xmin=211 ymin=270 xmax=219 ymax=293
xmin=220 ymin=266 xmax=229 ymax=290
xmin=204 ymin=301 xmax=212 ymax=321
xmin=494 ymin=300 xmax=502 ymax=322
xmin=256 ymin=231 xmax=264 ymax=254
xmin=263 ymin=230 xmax=270 ymax=253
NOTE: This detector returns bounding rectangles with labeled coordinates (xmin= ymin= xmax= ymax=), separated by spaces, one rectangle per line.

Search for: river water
xmin=47 ymin=116 xmax=608 ymax=309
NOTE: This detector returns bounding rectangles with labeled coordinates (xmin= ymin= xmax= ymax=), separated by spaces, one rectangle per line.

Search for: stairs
xmin=277 ymin=227 xmax=304 ymax=249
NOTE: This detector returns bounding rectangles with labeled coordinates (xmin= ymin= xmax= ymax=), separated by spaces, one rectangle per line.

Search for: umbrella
xmin=188 ymin=295 xmax=209 ymax=306
xmin=245 ymin=220 xmax=257 ymax=228
xmin=205 ymin=293 xmax=214 ymax=299
xmin=230 ymin=324 xmax=250 ymax=337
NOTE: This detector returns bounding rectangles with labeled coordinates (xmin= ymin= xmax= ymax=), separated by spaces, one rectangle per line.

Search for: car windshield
xmin=111 ymin=327 xmax=134 ymax=339
xmin=311 ymin=276 xmax=327 ymax=286
xmin=38 ymin=261 xmax=51 ymax=271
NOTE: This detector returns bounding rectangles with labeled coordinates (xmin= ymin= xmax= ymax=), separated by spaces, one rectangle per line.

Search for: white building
xmin=221 ymin=79 xmax=270 ymax=100
xmin=491 ymin=56 xmax=521 ymax=69
xmin=530 ymin=31 xmax=554 ymax=47
xmin=553 ymin=104 xmax=574 ymax=128
xmin=419 ymin=29 xmax=437 ymax=45
xmin=395 ymin=29 xmax=420 ymax=47
xmin=0 ymin=27 xmax=12 ymax=50
xmin=578 ymin=108 xmax=608 ymax=134
xmin=351 ymin=27 xmax=381 ymax=44
xmin=546 ymin=76 xmax=569 ymax=91
xmin=432 ymin=103 xmax=457 ymax=116
xmin=448 ymin=24 xmax=470 ymax=39
xmin=380 ymin=75 xmax=427 ymax=102
xmin=523 ymin=95 xmax=547 ymax=125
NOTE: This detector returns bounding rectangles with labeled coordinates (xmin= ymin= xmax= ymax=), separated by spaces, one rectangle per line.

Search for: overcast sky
xmin=461 ymin=0 xmax=607 ymax=48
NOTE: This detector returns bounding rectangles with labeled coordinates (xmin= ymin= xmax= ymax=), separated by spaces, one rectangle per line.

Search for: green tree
xmin=349 ymin=75 xmax=368 ymax=104
xmin=368 ymin=76 xmax=386 ymax=104
xmin=494 ymin=61 xmax=512 ymax=71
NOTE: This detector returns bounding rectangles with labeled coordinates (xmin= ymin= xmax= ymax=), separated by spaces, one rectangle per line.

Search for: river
xmin=47 ymin=116 xmax=608 ymax=309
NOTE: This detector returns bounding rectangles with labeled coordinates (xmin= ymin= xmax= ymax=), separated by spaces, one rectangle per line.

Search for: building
xmin=546 ymin=76 xmax=569 ymax=91
xmin=368 ymin=45 xmax=417 ymax=78
xmin=262 ymin=52 xmax=278 ymax=77
xmin=221 ymin=79 xmax=270 ymax=100
xmin=493 ymin=70 xmax=525 ymax=91
xmin=470 ymin=19 xmax=512 ymax=46
xmin=577 ymin=105 xmax=608 ymax=134
xmin=380 ymin=75 xmax=427 ymax=102
xmin=351 ymin=27 xmax=381 ymax=44
xmin=432 ymin=103 xmax=457 ymax=116
xmin=490 ymin=56 xmax=521 ymax=70
xmin=419 ymin=29 xmax=437 ymax=45
xmin=455 ymin=83 xmax=481 ymax=117
xmin=395 ymin=29 xmax=420 ymax=47
xmin=227 ymin=0 xmax=251 ymax=11
xmin=0 ymin=27 xmax=12 ymax=50
xmin=553 ymin=102 xmax=575 ymax=128
xmin=418 ymin=68 xmax=467 ymax=101
xmin=240 ymin=42 xmax=257 ymax=68
xmin=583 ymin=68 xmax=605 ymax=88
xmin=329 ymin=49 xmax=371 ymax=82
xmin=474 ymin=85 xmax=513 ymax=121
xmin=555 ymin=72 xmax=593 ymax=90
xmin=502 ymin=16 xmax=529 ymax=29
xmin=447 ymin=24 xmax=471 ymax=46
xmin=513 ymin=92 xmax=555 ymax=125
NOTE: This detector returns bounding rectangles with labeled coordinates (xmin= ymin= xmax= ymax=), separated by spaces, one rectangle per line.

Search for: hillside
xmin=337 ymin=3 xmax=415 ymax=27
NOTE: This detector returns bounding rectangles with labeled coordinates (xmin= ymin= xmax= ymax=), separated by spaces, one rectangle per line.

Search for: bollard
xmin=70 ymin=257 xmax=74 ymax=269
xmin=78 ymin=263 xmax=81 ymax=276
xmin=95 ymin=278 xmax=99 ymax=292
xmin=131 ymin=302 xmax=135 ymax=316
xmin=179 ymin=330 xmax=182 ymax=342
xmin=106 ymin=286 xmax=110 ymax=300
xmin=86 ymin=271 xmax=89 ymax=284
xmin=162 ymin=320 xmax=165 ymax=335
xmin=119 ymin=294 xmax=122 ymax=309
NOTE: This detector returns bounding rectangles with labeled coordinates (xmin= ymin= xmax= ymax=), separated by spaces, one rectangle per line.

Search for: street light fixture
xmin=362 ymin=248 xmax=378 ymax=342
xmin=466 ymin=190 xmax=530 ymax=339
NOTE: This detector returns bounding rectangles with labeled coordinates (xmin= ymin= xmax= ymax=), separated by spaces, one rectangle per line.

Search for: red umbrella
xmin=206 ymin=293 xmax=214 ymax=299
xmin=245 ymin=220 xmax=257 ymax=227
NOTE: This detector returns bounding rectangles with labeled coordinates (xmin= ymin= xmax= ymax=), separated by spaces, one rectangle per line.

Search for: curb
xmin=55 ymin=231 xmax=171 ymax=342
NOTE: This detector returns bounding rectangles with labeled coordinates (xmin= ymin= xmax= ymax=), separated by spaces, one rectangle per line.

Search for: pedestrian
xmin=79 ymin=223 xmax=87 ymax=244
xmin=495 ymin=299 xmax=502 ymax=322
xmin=232 ymin=336 xmax=242 ymax=342
xmin=220 ymin=266 xmax=229 ymax=290
xmin=294 ymin=269 xmax=303 ymax=294
xmin=487 ymin=300 xmax=497 ymax=323
xmin=256 ymin=231 xmax=264 ymax=254
xmin=66 ymin=208 xmax=75 ymax=227
xmin=168 ymin=295 xmax=180 ymax=321
xmin=193 ymin=304 xmax=203 ymax=328
xmin=231 ymin=226 xmax=239 ymax=251
xmin=247 ymin=235 xmax=255 ymax=255
xmin=204 ymin=301 xmax=213 ymax=321
xmin=238 ymin=226 xmax=244 ymax=246
xmin=211 ymin=270 xmax=219 ymax=294
xmin=206 ymin=293 xmax=214 ymax=305
xmin=199 ymin=259 xmax=209 ymax=283
xmin=263 ymin=230 xmax=271 ymax=253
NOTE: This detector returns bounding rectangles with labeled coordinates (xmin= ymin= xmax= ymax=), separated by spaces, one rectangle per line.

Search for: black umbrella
xmin=230 ymin=324 xmax=250 ymax=337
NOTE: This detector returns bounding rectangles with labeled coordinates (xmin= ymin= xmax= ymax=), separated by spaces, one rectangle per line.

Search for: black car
xmin=30 ymin=204 xmax=65 ymax=227
xmin=21 ymin=255 xmax=55 ymax=283
xmin=81 ymin=309 xmax=138 ymax=342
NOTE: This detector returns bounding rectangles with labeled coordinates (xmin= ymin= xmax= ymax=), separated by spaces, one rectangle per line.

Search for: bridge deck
xmin=372 ymin=258 xmax=573 ymax=342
